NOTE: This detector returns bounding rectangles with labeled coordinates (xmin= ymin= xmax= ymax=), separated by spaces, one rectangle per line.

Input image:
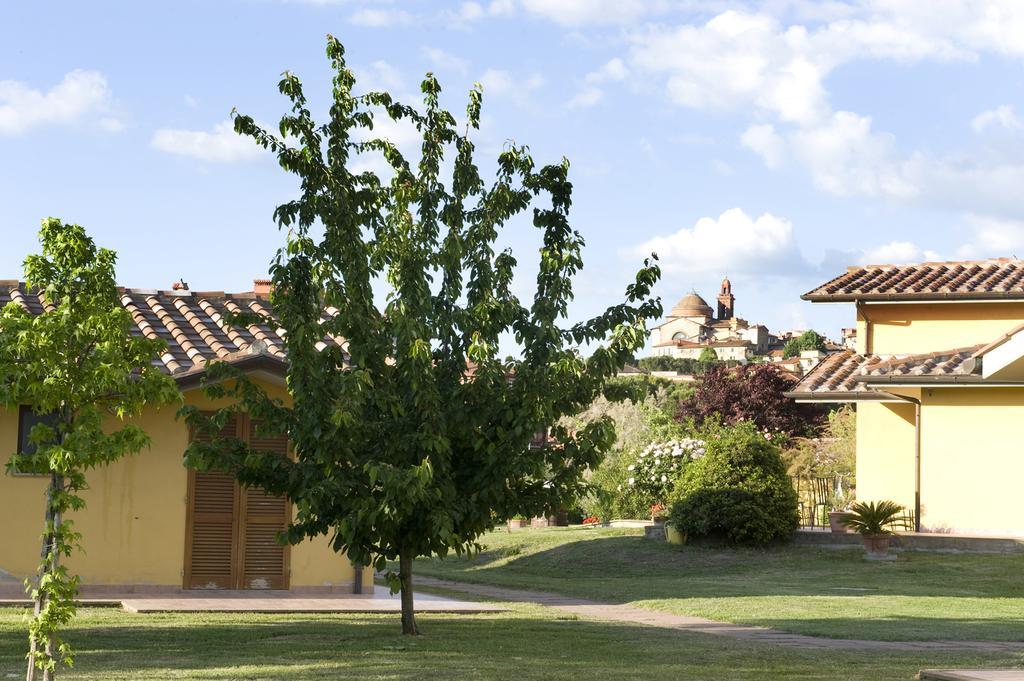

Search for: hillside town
xmin=641 ymin=277 xmax=846 ymax=377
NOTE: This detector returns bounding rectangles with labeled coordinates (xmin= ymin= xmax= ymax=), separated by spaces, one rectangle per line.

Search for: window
xmin=12 ymin=406 xmax=59 ymax=476
xmin=672 ymin=332 xmax=687 ymax=340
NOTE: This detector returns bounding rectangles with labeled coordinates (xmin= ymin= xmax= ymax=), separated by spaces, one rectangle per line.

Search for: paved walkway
xmin=415 ymin=576 xmax=1024 ymax=653
xmin=0 ymin=588 xmax=502 ymax=614
xmin=920 ymin=672 xmax=1024 ymax=681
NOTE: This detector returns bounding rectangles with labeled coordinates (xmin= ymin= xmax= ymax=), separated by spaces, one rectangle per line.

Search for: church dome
xmin=670 ymin=292 xmax=713 ymax=318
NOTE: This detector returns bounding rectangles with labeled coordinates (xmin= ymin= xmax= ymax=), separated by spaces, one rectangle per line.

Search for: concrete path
xmin=921 ymin=672 xmax=1024 ymax=680
xmin=121 ymin=590 xmax=502 ymax=614
xmin=415 ymin=576 xmax=1024 ymax=653
xmin=0 ymin=588 xmax=502 ymax=614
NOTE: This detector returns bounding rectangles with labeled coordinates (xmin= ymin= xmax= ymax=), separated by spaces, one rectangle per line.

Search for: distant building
xmin=841 ymin=327 xmax=857 ymax=349
xmin=649 ymin=278 xmax=772 ymax=362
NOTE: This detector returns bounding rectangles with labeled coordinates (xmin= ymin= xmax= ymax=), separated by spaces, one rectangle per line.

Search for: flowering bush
xmin=619 ymin=438 xmax=706 ymax=511
xmin=582 ymin=516 xmax=601 ymax=525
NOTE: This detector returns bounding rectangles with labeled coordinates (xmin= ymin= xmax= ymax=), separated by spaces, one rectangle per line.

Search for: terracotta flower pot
xmin=828 ymin=511 xmax=854 ymax=533
xmin=862 ymin=534 xmax=892 ymax=559
xmin=507 ymin=518 xmax=528 ymax=530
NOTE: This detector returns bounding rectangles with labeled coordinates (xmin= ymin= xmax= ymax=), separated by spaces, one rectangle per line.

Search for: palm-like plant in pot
xmin=842 ymin=500 xmax=904 ymax=559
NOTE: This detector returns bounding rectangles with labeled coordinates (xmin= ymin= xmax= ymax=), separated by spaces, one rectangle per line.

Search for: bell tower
xmin=716 ymin=277 xmax=734 ymax=320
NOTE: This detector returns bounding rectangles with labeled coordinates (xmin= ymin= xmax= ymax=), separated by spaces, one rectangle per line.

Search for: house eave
xmin=783 ymin=390 xmax=903 ymax=403
xmin=802 ymin=293 xmax=1024 ymax=304
xmin=174 ymin=354 xmax=289 ymax=391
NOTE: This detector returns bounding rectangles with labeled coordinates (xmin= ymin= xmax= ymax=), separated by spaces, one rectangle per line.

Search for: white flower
xmin=661 ymin=475 xmax=667 ymax=482
xmin=627 ymin=477 xmax=635 ymax=485
xmin=627 ymin=464 xmax=635 ymax=471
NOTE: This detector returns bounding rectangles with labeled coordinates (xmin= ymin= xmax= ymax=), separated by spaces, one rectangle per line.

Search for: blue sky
xmin=4 ymin=0 xmax=1024 ymax=351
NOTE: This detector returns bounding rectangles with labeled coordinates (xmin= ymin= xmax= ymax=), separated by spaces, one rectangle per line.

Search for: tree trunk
xmin=26 ymin=475 xmax=58 ymax=681
xmin=398 ymin=550 xmax=419 ymax=636
xmin=42 ymin=481 xmax=62 ymax=681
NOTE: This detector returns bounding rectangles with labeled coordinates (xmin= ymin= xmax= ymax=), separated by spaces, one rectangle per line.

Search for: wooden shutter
xmin=237 ymin=419 xmax=291 ymax=590
xmin=185 ymin=413 xmax=240 ymax=589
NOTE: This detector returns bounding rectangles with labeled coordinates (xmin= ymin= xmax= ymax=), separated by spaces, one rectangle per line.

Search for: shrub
xmin=669 ymin=421 xmax=799 ymax=546
xmin=843 ymin=500 xmax=904 ymax=536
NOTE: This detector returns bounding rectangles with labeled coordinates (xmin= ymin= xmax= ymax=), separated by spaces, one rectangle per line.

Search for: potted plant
xmin=650 ymin=503 xmax=669 ymax=525
xmin=842 ymin=500 xmax=904 ymax=560
xmin=664 ymin=523 xmax=686 ymax=545
xmin=827 ymin=488 xmax=855 ymax=533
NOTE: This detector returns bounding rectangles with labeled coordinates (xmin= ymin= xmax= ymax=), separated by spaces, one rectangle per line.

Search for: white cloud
xmin=788 ymin=111 xmax=917 ymax=198
xmin=457 ymin=1 xmax=484 ymax=21
xmin=521 ymin=0 xmax=652 ymax=26
xmin=479 ymin=69 xmax=513 ymax=96
xmin=151 ymin=119 xmax=264 ymax=163
xmin=972 ymin=105 xmax=1023 ymax=133
xmin=0 ymin=70 xmax=119 ymax=136
xmin=625 ymin=4 xmax=1024 ymax=221
xmin=360 ymin=113 xmax=421 ymax=147
xmin=441 ymin=0 xmax=514 ymax=25
xmin=568 ymin=59 xmax=629 ymax=110
xmin=488 ymin=0 xmax=515 ymax=16
xmin=349 ymin=8 xmax=412 ymax=27
xmin=741 ymin=124 xmax=785 ymax=169
xmin=566 ymin=86 xmax=603 ymax=109
xmin=626 ymin=208 xmax=808 ymax=276
xmin=357 ymin=60 xmax=406 ymax=92
xmin=478 ymin=69 xmax=544 ymax=105
xmin=629 ymin=11 xmax=832 ymax=126
xmin=956 ymin=215 xmax=1024 ymax=258
xmin=421 ymin=47 xmax=469 ymax=74
xmin=858 ymin=241 xmax=941 ymax=265
xmin=712 ymin=159 xmax=735 ymax=176
xmin=585 ymin=58 xmax=629 ymax=84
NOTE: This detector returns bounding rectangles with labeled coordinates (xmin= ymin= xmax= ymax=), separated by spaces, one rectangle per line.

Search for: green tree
xmin=0 ymin=220 xmax=179 ymax=680
xmin=182 ymin=36 xmax=661 ymax=636
xmin=698 ymin=347 xmax=719 ymax=363
xmin=782 ymin=330 xmax=827 ymax=358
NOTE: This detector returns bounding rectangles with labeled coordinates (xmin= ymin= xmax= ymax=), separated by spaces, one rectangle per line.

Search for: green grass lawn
xmin=1 ymin=605 xmax=1021 ymax=680
xmin=413 ymin=527 xmax=1024 ymax=642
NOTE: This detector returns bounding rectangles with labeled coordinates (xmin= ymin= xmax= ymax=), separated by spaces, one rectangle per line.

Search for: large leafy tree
xmin=182 ymin=36 xmax=661 ymax=635
xmin=0 ymin=220 xmax=179 ymax=680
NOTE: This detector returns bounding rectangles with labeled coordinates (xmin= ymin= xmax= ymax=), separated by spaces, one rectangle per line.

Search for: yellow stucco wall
xmin=855 ymin=387 xmax=1024 ymax=536
xmin=858 ymin=302 xmax=1024 ymax=355
xmin=0 ymin=378 xmax=362 ymax=591
xmin=855 ymin=401 xmax=917 ymax=512
xmin=919 ymin=387 xmax=1024 ymax=535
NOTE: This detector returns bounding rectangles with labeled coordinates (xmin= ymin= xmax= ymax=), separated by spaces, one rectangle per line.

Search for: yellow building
xmin=789 ymin=258 xmax=1024 ymax=536
xmin=0 ymin=281 xmax=371 ymax=594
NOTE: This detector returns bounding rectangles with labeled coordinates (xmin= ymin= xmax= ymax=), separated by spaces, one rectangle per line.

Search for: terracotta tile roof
xmin=0 ymin=282 xmax=347 ymax=381
xmin=787 ymin=350 xmax=880 ymax=397
xmin=803 ymin=259 xmax=1024 ymax=302
xmin=652 ymin=338 xmax=702 ymax=348
xmin=788 ymin=345 xmax=990 ymax=399
xmin=859 ymin=346 xmax=983 ymax=382
xmin=707 ymin=339 xmax=751 ymax=348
